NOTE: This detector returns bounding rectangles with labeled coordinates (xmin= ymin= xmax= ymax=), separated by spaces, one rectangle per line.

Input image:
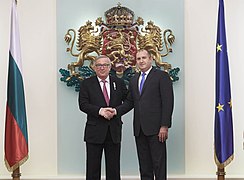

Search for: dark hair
xmin=137 ymin=49 xmax=151 ymax=57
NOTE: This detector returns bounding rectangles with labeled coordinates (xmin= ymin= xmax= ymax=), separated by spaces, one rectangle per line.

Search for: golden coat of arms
xmin=59 ymin=3 xmax=179 ymax=91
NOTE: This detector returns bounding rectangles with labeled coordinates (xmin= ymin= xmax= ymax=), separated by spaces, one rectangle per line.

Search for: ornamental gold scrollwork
xmin=138 ymin=21 xmax=175 ymax=70
xmin=60 ymin=3 xmax=179 ymax=91
xmin=64 ymin=21 xmax=102 ymax=79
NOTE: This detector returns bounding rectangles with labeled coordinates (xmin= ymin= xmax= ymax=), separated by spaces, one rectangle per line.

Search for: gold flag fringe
xmin=214 ymin=150 xmax=234 ymax=169
xmin=4 ymin=155 xmax=29 ymax=172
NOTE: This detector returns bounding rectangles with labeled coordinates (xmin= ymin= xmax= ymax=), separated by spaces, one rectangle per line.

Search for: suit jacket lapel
xmin=109 ymin=76 xmax=115 ymax=105
xmin=133 ymin=73 xmax=140 ymax=97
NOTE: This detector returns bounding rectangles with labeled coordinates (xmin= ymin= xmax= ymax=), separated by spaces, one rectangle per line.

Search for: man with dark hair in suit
xmin=78 ymin=55 xmax=127 ymax=180
xmin=115 ymin=49 xmax=174 ymax=180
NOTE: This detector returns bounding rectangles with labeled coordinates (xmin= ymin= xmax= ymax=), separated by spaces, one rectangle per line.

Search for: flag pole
xmin=5 ymin=0 xmax=28 ymax=178
xmin=12 ymin=167 xmax=21 ymax=180
xmin=214 ymin=0 xmax=234 ymax=178
xmin=9 ymin=2 xmax=22 ymax=180
xmin=217 ymin=167 xmax=225 ymax=180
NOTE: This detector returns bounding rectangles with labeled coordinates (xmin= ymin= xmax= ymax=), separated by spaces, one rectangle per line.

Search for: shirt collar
xmin=141 ymin=67 xmax=152 ymax=76
xmin=97 ymin=76 xmax=110 ymax=83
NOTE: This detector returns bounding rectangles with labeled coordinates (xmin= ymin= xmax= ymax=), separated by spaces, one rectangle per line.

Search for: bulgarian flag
xmin=5 ymin=0 xmax=29 ymax=172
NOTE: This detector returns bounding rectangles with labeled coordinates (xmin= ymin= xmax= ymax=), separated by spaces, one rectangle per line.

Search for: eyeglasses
xmin=95 ymin=64 xmax=111 ymax=68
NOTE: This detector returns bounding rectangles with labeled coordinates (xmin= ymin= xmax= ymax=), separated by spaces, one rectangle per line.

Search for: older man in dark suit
xmin=78 ymin=55 xmax=127 ymax=180
xmin=115 ymin=49 xmax=174 ymax=180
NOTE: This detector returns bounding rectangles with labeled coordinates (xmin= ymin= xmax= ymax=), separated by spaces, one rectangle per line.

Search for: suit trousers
xmin=86 ymin=127 xmax=121 ymax=180
xmin=135 ymin=130 xmax=167 ymax=180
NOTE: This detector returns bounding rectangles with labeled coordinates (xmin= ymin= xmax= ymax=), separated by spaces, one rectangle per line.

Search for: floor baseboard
xmin=0 ymin=175 xmax=243 ymax=180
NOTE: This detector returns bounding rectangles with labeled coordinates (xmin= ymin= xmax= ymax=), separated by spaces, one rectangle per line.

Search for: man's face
xmin=94 ymin=57 xmax=111 ymax=80
xmin=136 ymin=50 xmax=153 ymax=72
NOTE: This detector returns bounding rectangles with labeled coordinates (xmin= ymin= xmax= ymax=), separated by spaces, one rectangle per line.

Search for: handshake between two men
xmin=99 ymin=107 xmax=117 ymax=120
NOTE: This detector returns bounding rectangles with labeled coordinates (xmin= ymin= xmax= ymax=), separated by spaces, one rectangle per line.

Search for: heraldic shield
xmin=59 ymin=3 xmax=180 ymax=91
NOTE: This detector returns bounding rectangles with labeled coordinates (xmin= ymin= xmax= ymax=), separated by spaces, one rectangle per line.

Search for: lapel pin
xmin=113 ymin=82 xmax=116 ymax=90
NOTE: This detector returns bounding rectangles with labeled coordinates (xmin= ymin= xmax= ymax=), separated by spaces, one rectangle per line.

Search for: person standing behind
xmin=115 ymin=49 xmax=174 ymax=180
xmin=78 ymin=55 xmax=127 ymax=180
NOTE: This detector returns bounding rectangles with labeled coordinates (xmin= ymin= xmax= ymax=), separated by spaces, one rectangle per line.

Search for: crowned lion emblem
xmin=60 ymin=3 xmax=179 ymax=91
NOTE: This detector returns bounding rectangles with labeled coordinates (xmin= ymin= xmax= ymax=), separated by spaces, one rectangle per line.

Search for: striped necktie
xmin=101 ymin=80 xmax=109 ymax=105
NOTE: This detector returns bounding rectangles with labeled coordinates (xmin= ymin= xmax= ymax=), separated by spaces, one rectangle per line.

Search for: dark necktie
xmin=102 ymin=80 xmax=109 ymax=106
xmin=139 ymin=72 xmax=146 ymax=94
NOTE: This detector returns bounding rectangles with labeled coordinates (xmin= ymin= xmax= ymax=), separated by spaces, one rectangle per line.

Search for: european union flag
xmin=214 ymin=0 xmax=234 ymax=168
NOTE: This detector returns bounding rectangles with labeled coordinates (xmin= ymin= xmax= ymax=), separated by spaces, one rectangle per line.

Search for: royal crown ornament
xmin=60 ymin=3 xmax=180 ymax=91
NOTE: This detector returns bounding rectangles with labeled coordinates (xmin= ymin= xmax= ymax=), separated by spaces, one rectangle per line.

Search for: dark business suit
xmin=117 ymin=67 xmax=174 ymax=180
xmin=79 ymin=75 xmax=127 ymax=180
